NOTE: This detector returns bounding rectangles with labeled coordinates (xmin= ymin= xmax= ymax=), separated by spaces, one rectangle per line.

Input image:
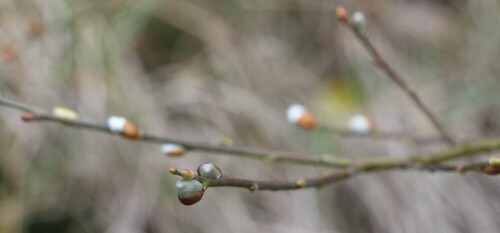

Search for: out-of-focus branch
xmin=317 ymin=125 xmax=444 ymax=144
xmin=287 ymin=104 xmax=446 ymax=143
xmin=1 ymin=95 xmax=500 ymax=170
xmin=335 ymin=6 xmax=456 ymax=146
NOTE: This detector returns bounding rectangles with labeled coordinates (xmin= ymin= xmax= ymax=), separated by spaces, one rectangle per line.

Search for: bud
xmin=219 ymin=137 xmax=234 ymax=147
xmin=20 ymin=112 xmax=36 ymax=122
xmin=26 ymin=18 xmax=45 ymax=38
xmin=176 ymin=180 xmax=204 ymax=206
xmin=335 ymin=6 xmax=348 ymax=22
xmin=197 ymin=163 xmax=222 ymax=179
xmin=482 ymin=166 xmax=500 ymax=175
xmin=348 ymin=114 xmax=373 ymax=133
xmin=286 ymin=104 xmax=317 ymax=129
xmin=249 ymin=183 xmax=259 ymax=192
xmin=179 ymin=169 xmax=195 ymax=180
xmin=161 ymin=144 xmax=186 ymax=157
xmin=52 ymin=107 xmax=78 ymax=120
xmin=351 ymin=11 xmax=367 ymax=33
xmin=106 ymin=116 xmax=142 ymax=139
xmin=168 ymin=167 xmax=178 ymax=174
xmin=488 ymin=157 xmax=500 ymax=166
xmin=0 ymin=43 xmax=17 ymax=62
xmin=296 ymin=179 xmax=306 ymax=188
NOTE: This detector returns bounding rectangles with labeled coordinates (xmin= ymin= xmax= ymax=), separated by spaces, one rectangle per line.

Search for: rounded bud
xmin=176 ymin=180 xmax=204 ymax=206
xmin=348 ymin=114 xmax=373 ymax=133
xmin=219 ymin=137 xmax=234 ymax=147
xmin=249 ymin=183 xmax=259 ymax=192
xmin=296 ymin=179 xmax=307 ymax=188
xmin=26 ymin=18 xmax=45 ymax=38
xmin=107 ymin=116 xmax=126 ymax=132
xmin=168 ymin=167 xmax=178 ymax=174
xmin=197 ymin=163 xmax=222 ymax=179
xmin=286 ymin=104 xmax=317 ymax=129
xmin=179 ymin=169 xmax=195 ymax=180
xmin=0 ymin=43 xmax=17 ymax=61
xmin=488 ymin=157 xmax=500 ymax=166
xmin=20 ymin=112 xmax=36 ymax=122
xmin=161 ymin=144 xmax=186 ymax=157
xmin=52 ymin=107 xmax=78 ymax=120
xmin=351 ymin=11 xmax=367 ymax=32
xmin=482 ymin=166 xmax=500 ymax=175
xmin=122 ymin=121 xmax=142 ymax=139
xmin=106 ymin=116 xmax=142 ymax=139
xmin=335 ymin=6 xmax=348 ymax=22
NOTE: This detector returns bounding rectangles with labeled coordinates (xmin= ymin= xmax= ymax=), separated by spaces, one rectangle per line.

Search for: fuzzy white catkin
xmin=161 ymin=144 xmax=183 ymax=154
xmin=107 ymin=116 xmax=126 ymax=132
xmin=348 ymin=114 xmax=371 ymax=133
xmin=351 ymin=11 xmax=367 ymax=30
xmin=287 ymin=104 xmax=306 ymax=124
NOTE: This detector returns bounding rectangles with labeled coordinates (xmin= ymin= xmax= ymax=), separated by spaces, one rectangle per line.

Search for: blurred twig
xmin=317 ymin=125 xmax=445 ymax=144
xmin=1 ymin=95 xmax=500 ymax=170
xmin=336 ymin=7 xmax=456 ymax=146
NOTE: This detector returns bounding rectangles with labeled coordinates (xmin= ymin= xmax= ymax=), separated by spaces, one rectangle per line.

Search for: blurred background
xmin=0 ymin=0 xmax=500 ymax=232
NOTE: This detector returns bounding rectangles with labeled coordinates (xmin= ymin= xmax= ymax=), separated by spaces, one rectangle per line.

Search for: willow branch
xmin=336 ymin=8 xmax=456 ymax=146
xmin=170 ymin=160 xmax=499 ymax=192
xmin=1 ymin=95 xmax=499 ymax=170
xmin=317 ymin=125 xmax=444 ymax=144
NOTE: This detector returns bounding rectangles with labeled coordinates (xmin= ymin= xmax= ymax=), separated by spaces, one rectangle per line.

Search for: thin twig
xmin=170 ymin=161 xmax=498 ymax=192
xmin=317 ymin=125 xmax=444 ymax=144
xmin=337 ymin=8 xmax=456 ymax=146
xmin=1 ymin=95 xmax=499 ymax=170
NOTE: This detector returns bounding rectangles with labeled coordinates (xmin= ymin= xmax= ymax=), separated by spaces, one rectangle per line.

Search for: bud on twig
xmin=1 ymin=43 xmax=17 ymax=62
xmin=161 ymin=143 xmax=186 ymax=157
xmin=26 ymin=18 xmax=45 ymax=38
xmin=168 ymin=167 xmax=178 ymax=174
xmin=219 ymin=137 xmax=234 ymax=147
xmin=351 ymin=11 xmax=367 ymax=33
xmin=179 ymin=169 xmax=195 ymax=180
xmin=106 ymin=116 xmax=142 ymax=139
xmin=21 ymin=112 xmax=36 ymax=122
xmin=295 ymin=179 xmax=306 ymax=188
xmin=335 ymin=6 xmax=348 ymax=22
xmin=287 ymin=104 xmax=317 ymax=129
xmin=482 ymin=166 xmax=500 ymax=175
xmin=197 ymin=163 xmax=222 ymax=179
xmin=176 ymin=179 xmax=204 ymax=206
xmin=52 ymin=107 xmax=78 ymax=120
xmin=348 ymin=114 xmax=373 ymax=133
xmin=488 ymin=157 xmax=500 ymax=166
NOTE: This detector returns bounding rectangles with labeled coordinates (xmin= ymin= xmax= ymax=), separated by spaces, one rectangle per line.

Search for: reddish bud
xmin=297 ymin=112 xmax=317 ymax=129
xmin=26 ymin=18 xmax=45 ymax=38
xmin=1 ymin=43 xmax=17 ymax=62
xmin=335 ymin=6 xmax=348 ymax=22
xmin=482 ymin=166 xmax=500 ymax=175
xmin=176 ymin=180 xmax=204 ymax=206
xmin=287 ymin=104 xmax=317 ymax=130
xmin=121 ymin=121 xmax=142 ymax=139
xmin=21 ymin=113 xmax=36 ymax=122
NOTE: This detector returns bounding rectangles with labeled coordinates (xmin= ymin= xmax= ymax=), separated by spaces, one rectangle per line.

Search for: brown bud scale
xmin=121 ymin=121 xmax=142 ymax=139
